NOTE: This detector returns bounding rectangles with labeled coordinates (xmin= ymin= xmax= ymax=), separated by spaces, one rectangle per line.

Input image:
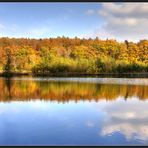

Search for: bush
xmin=96 ymin=57 xmax=115 ymax=73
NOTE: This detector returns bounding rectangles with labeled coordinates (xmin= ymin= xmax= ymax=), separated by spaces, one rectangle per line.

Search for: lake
xmin=0 ymin=77 xmax=148 ymax=146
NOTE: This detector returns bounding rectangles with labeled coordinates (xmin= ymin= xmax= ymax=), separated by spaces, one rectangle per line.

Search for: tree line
xmin=0 ymin=37 xmax=147 ymax=75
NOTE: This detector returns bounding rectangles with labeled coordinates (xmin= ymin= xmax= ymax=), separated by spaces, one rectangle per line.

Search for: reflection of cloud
xmin=0 ymin=102 xmax=20 ymax=114
xmin=86 ymin=121 xmax=95 ymax=127
xmin=101 ymin=123 xmax=148 ymax=141
xmin=100 ymin=98 xmax=148 ymax=141
xmin=28 ymin=100 xmax=53 ymax=111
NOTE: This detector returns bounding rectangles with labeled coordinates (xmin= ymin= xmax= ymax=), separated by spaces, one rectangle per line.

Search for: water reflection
xmin=99 ymin=98 xmax=148 ymax=143
xmin=0 ymin=77 xmax=148 ymax=145
xmin=0 ymin=77 xmax=148 ymax=102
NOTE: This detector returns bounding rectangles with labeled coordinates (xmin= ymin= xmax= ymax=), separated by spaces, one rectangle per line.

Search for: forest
xmin=0 ymin=37 xmax=147 ymax=76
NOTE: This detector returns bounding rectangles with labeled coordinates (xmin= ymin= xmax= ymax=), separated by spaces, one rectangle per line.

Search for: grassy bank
xmin=0 ymin=71 xmax=31 ymax=77
xmin=0 ymin=71 xmax=148 ymax=78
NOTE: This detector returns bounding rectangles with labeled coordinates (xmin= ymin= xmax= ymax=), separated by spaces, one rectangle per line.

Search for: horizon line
xmin=0 ymin=36 xmax=147 ymax=43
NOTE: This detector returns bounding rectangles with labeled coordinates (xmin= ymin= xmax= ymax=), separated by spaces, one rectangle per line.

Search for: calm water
xmin=0 ymin=77 xmax=148 ymax=145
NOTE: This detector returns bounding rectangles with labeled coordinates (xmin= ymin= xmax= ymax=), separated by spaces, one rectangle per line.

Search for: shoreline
xmin=0 ymin=71 xmax=148 ymax=78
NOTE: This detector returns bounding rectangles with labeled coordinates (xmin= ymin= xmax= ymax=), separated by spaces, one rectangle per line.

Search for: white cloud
xmin=88 ymin=3 xmax=148 ymax=42
xmin=0 ymin=24 xmax=51 ymax=39
xmin=99 ymin=3 xmax=148 ymax=18
xmin=29 ymin=27 xmax=50 ymax=37
xmin=86 ymin=9 xmax=95 ymax=15
xmin=0 ymin=23 xmax=6 ymax=30
xmin=0 ymin=23 xmax=7 ymax=37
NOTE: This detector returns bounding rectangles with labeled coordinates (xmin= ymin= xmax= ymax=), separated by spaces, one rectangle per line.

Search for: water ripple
xmin=10 ymin=77 xmax=148 ymax=86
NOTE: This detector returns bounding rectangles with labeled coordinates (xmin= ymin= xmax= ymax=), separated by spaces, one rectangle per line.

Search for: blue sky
xmin=0 ymin=3 xmax=148 ymax=41
xmin=0 ymin=3 xmax=102 ymax=38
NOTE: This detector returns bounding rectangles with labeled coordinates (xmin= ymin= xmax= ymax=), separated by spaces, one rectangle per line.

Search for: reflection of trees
xmin=0 ymin=79 xmax=147 ymax=102
xmin=0 ymin=78 xmax=13 ymax=101
xmin=5 ymin=78 xmax=12 ymax=100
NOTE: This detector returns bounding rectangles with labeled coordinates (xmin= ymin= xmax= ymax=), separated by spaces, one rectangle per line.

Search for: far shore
xmin=0 ymin=71 xmax=148 ymax=78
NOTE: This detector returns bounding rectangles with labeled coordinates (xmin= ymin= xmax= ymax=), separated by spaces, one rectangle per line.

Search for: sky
xmin=0 ymin=2 xmax=148 ymax=42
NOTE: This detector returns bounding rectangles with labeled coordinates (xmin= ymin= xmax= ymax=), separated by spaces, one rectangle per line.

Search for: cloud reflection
xmin=100 ymin=97 xmax=148 ymax=141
